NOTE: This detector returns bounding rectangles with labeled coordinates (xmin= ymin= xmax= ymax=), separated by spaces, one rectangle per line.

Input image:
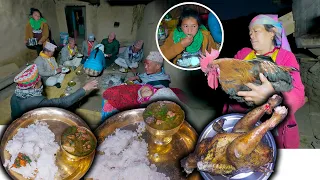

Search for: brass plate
xmin=0 ymin=107 xmax=95 ymax=180
xmin=91 ymin=108 xmax=201 ymax=180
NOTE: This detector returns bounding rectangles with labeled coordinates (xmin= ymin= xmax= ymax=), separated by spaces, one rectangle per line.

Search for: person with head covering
xmin=101 ymin=32 xmax=120 ymax=66
xmin=160 ymin=8 xmax=218 ymax=68
xmin=59 ymin=37 xmax=81 ymax=68
xmin=83 ymin=44 xmax=107 ymax=77
xmin=223 ymin=14 xmax=305 ymax=149
xmin=81 ymin=33 xmax=98 ymax=62
xmin=24 ymin=8 xmax=50 ymax=55
xmin=34 ymin=42 xmax=66 ymax=88
xmin=208 ymin=13 xmax=222 ymax=44
xmin=10 ymin=64 xmax=98 ymax=120
xmin=115 ymin=40 xmax=144 ymax=73
xmin=127 ymin=51 xmax=170 ymax=88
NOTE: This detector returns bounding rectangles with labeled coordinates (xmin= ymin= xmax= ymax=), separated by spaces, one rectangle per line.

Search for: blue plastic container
xmin=60 ymin=32 xmax=69 ymax=46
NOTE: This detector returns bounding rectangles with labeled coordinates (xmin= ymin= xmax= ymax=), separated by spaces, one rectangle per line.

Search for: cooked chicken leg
xmin=181 ymin=104 xmax=288 ymax=176
xmin=232 ymin=94 xmax=283 ymax=133
xmin=227 ymin=106 xmax=288 ymax=170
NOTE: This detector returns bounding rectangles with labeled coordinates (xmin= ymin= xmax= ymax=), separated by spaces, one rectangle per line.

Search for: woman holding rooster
xmin=225 ymin=14 xmax=305 ymax=149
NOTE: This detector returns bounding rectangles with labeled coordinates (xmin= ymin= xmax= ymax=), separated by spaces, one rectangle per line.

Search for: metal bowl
xmin=68 ymin=81 xmax=76 ymax=87
xmin=143 ymin=101 xmax=185 ymax=145
xmin=198 ymin=113 xmax=277 ymax=180
xmin=125 ymin=80 xmax=134 ymax=85
xmin=76 ymin=70 xmax=84 ymax=75
xmin=60 ymin=126 xmax=97 ymax=162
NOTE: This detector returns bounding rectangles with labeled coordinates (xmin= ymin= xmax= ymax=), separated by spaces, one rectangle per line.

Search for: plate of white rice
xmin=85 ymin=108 xmax=199 ymax=180
xmin=0 ymin=107 xmax=95 ymax=180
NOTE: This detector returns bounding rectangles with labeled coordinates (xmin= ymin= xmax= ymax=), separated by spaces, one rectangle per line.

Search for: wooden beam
xmin=279 ymin=12 xmax=295 ymax=36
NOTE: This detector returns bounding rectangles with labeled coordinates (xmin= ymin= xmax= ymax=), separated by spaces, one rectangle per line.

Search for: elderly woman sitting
xmin=10 ymin=64 xmax=98 ymax=120
xmin=60 ymin=37 xmax=82 ymax=68
xmin=127 ymin=51 xmax=171 ymax=88
xmin=34 ymin=42 xmax=65 ymax=88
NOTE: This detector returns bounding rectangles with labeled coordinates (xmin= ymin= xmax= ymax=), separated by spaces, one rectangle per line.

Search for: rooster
xmin=200 ymin=49 xmax=298 ymax=106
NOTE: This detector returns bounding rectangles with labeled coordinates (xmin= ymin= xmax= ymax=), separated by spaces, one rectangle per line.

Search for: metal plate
xmin=199 ymin=113 xmax=276 ymax=180
xmin=77 ymin=53 xmax=84 ymax=58
xmin=62 ymin=67 xmax=70 ymax=73
xmin=0 ymin=107 xmax=95 ymax=180
xmin=91 ymin=108 xmax=201 ymax=180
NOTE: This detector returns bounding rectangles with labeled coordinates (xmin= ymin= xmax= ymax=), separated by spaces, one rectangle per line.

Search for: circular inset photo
xmin=156 ymin=2 xmax=224 ymax=71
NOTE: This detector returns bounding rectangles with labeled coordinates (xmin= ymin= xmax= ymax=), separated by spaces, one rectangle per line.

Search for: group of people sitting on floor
xmin=13 ymin=7 xmax=175 ymax=122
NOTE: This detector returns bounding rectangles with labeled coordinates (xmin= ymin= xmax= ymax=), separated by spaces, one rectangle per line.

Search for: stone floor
xmin=296 ymin=101 xmax=320 ymax=148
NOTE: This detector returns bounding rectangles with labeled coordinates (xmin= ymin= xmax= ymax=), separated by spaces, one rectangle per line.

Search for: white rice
xmin=85 ymin=127 xmax=169 ymax=180
xmin=136 ymin=122 xmax=146 ymax=136
xmin=4 ymin=121 xmax=59 ymax=180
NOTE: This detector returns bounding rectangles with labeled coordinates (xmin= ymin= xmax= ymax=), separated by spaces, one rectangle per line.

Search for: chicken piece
xmin=212 ymin=118 xmax=227 ymax=133
xmin=181 ymin=133 xmax=241 ymax=174
xmin=200 ymin=49 xmax=297 ymax=106
xmin=63 ymin=142 xmax=75 ymax=153
xmin=211 ymin=95 xmax=282 ymax=134
xmin=232 ymin=94 xmax=282 ymax=133
xmin=181 ymin=106 xmax=288 ymax=176
xmin=181 ymin=132 xmax=272 ymax=176
xmin=67 ymin=134 xmax=76 ymax=140
xmin=227 ymin=106 xmax=287 ymax=170
xmin=167 ymin=111 xmax=176 ymax=118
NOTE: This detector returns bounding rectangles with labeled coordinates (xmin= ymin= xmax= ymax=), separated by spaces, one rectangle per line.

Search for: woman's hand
xmin=83 ymin=80 xmax=99 ymax=92
xmin=237 ymin=73 xmax=275 ymax=105
xmin=180 ymin=35 xmax=194 ymax=48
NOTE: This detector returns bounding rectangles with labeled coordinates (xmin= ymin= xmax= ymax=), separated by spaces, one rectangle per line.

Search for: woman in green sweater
xmin=24 ymin=8 xmax=50 ymax=55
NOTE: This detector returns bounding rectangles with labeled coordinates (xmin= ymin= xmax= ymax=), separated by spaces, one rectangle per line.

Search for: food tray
xmin=90 ymin=108 xmax=201 ymax=180
xmin=0 ymin=107 xmax=95 ymax=180
xmin=199 ymin=113 xmax=277 ymax=180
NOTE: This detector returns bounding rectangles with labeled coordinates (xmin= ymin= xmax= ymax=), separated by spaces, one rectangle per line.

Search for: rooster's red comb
xmin=200 ymin=49 xmax=220 ymax=72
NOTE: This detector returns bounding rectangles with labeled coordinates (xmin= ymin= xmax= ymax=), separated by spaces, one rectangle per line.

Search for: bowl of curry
xmin=143 ymin=101 xmax=185 ymax=145
xmin=60 ymin=126 xmax=97 ymax=161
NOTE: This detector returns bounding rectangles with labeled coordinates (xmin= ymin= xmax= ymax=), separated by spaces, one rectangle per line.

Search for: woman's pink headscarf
xmin=249 ymin=14 xmax=292 ymax=52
